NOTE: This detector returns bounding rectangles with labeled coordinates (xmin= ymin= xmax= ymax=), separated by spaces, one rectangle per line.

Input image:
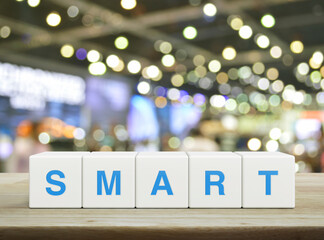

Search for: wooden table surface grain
xmin=0 ymin=173 xmax=324 ymax=240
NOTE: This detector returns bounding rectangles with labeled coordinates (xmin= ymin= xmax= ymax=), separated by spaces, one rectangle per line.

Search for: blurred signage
xmin=0 ymin=62 xmax=85 ymax=111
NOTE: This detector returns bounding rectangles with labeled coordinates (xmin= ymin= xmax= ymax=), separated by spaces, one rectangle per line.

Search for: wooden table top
xmin=0 ymin=173 xmax=324 ymax=240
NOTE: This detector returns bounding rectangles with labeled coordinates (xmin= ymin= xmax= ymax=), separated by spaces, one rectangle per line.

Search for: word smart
xmin=29 ymin=151 xmax=295 ymax=209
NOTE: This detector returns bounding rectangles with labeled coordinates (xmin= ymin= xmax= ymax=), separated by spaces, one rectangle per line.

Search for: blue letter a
xmin=97 ymin=171 xmax=121 ymax=195
xmin=151 ymin=171 xmax=173 ymax=195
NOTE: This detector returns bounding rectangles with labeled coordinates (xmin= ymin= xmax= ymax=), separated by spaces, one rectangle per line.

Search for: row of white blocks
xmin=29 ymin=151 xmax=295 ymax=208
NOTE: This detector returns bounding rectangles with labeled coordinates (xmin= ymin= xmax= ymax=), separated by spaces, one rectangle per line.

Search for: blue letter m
xmin=97 ymin=170 xmax=121 ymax=195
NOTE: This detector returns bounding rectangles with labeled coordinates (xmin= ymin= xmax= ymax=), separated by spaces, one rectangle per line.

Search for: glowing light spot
xmin=137 ymin=81 xmax=150 ymax=95
xmin=88 ymin=62 xmax=107 ymax=75
xmin=87 ymin=50 xmax=100 ymax=63
xmin=120 ymin=0 xmax=137 ymax=10
xmin=290 ymin=40 xmax=304 ymax=54
xmin=183 ymin=26 xmax=197 ymax=40
xmin=222 ymin=46 xmax=236 ymax=60
xmin=161 ymin=54 xmax=175 ymax=67
xmin=239 ymin=25 xmax=253 ymax=39
xmin=38 ymin=132 xmax=50 ymax=144
xmin=115 ymin=36 xmax=129 ymax=50
xmin=60 ymin=44 xmax=74 ymax=58
xmin=106 ymin=55 xmax=120 ymax=68
xmin=203 ymin=3 xmax=217 ymax=17
xmin=127 ymin=60 xmax=141 ymax=74
xmin=248 ymin=138 xmax=262 ymax=151
xmin=46 ymin=12 xmax=61 ymax=27
xmin=256 ymin=34 xmax=270 ymax=48
xmin=261 ymin=14 xmax=275 ymax=28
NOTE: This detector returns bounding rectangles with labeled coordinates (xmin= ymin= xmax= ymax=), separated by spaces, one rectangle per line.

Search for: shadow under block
xmin=29 ymin=152 xmax=88 ymax=208
xmin=188 ymin=152 xmax=241 ymax=208
xmin=83 ymin=152 xmax=136 ymax=208
xmin=135 ymin=152 xmax=188 ymax=208
xmin=236 ymin=151 xmax=295 ymax=208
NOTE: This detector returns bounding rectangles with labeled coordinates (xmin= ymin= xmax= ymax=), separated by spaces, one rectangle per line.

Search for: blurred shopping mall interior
xmin=0 ymin=0 xmax=324 ymax=172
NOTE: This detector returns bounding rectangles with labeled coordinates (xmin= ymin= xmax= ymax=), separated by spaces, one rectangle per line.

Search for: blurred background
xmin=0 ymin=0 xmax=324 ymax=173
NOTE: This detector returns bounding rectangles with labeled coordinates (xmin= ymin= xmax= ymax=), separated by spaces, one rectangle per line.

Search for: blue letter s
xmin=46 ymin=170 xmax=66 ymax=196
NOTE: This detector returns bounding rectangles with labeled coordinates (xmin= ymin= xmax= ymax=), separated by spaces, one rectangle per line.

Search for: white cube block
xmin=136 ymin=152 xmax=188 ymax=208
xmin=29 ymin=152 xmax=87 ymax=208
xmin=188 ymin=152 xmax=241 ymax=208
xmin=83 ymin=152 xmax=136 ymax=208
xmin=236 ymin=151 xmax=295 ymax=208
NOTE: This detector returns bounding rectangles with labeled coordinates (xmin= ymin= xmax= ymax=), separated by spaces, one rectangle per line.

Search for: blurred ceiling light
xmin=171 ymin=74 xmax=184 ymax=87
xmin=161 ymin=54 xmax=175 ymax=67
xmin=183 ymin=26 xmax=197 ymax=40
xmin=261 ymin=14 xmax=275 ymax=28
xmin=210 ymin=95 xmax=226 ymax=108
xmin=258 ymin=78 xmax=270 ymax=90
xmin=115 ymin=36 xmax=129 ymax=50
xmin=208 ymin=59 xmax=221 ymax=72
xmin=238 ymin=66 xmax=252 ymax=79
xmin=256 ymin=34 xmax=270 ymax=48
xmin=0 ymin=26 xmax=11 ymax=38
xmin=46 ymin=12 xmax=61 ymax=27
xmin=229 ymin=16 xmax=243 ymax=30
xmin=106 ymin=54 xmax=120 ymax=68
xmin=238 ymin=25 xmax=253 ymax=39
xmin=147 ymin=65 xmax=160 ymax=78
xmin=120 ymin=0 xmax=137 ymax=10
xmin=76 ymin=48 xmax=87 ymax=60
xmin=297 ymin=62 xmax=309 ymax=75
xmin=112 ymin=59 xmax=125 ymax=72
xmin=38 ymin=132 xmax=50 ymax=144
xmin=27 ymin=0 xmax=40 ymax=7
xmin=155 ymin=96 xmax=167 ymax=108
xmin=225 ymin=99 xmax=237 ymax=111
xmin=67 ymin=5 xmax=79 ymax=18
xmin=252 ymin=62 xmax=265 ymax=74
xmin=266 ymin=67 xmax=279 ymax=80
xmin=290 ymin=40 xmax=304 ymax=54
xmin=247 ymin=138 xmax=262 ymax=151
xmin=222 ymin=46 xmax=236 ymax=60
xmin=152 ymin=70 xmax=163 ymax=81
xmin=270 ymin=46 xmax=282 ymax=58
xmin=159 ymin=41 xmax=172 ymax=54
xmin=127 ymin=60 xmax=141 ymax=74
xmin=310 ymin=70 xmax=321 ymax=83
xmin=266 ymin=140 xmax=279 ymax=152
xmin=312 ymin=51 xmax=324 ymax=65
xmin=271 ymin=80 xmax=284 ymax=93
xmin=167 ymin=88 xmax=180 ymax=100
xmin=216 ymin=72 xmax=229 ymax=84
xmin=269 ymin=128 xmax=281 ymax=140
xmin=203 ymin=3 xmax=217 ymax=17
xmin=309 ymin=57 xmax=321 ymax=69
xmin=88 ymin=62 xmax=107 ymax=75
xmin=60 ymin=44 xmax=74 ymax=58
xmin=193 ymin=54 xmax=205 ymax=66
xmin=87 ymin=50 xmax=100 ymax=62
xmin=73 ymin=128 xmax=86 ymax=140
xmin=137 ymin=81 xmax=150 ymax=95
